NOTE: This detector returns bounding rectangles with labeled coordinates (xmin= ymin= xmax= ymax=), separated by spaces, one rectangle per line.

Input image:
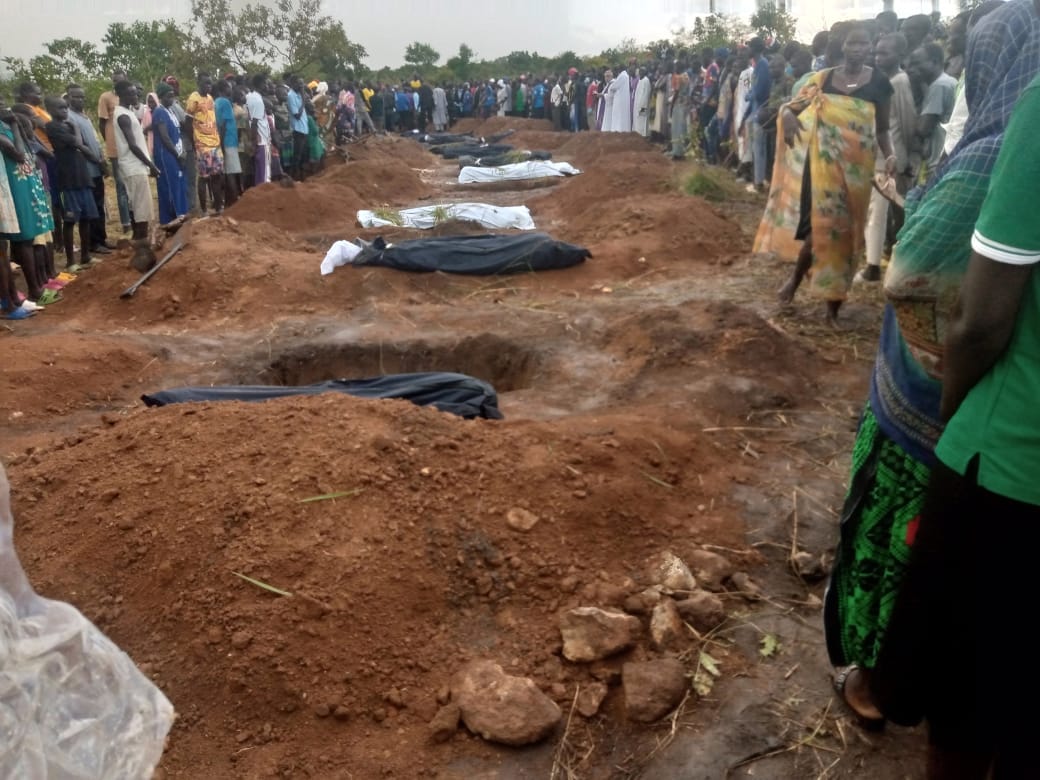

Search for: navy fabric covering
xmin=142 ymin=372 xmax=503 ymax=419
xmin=353 ymin=233 xmax=590 ymax=275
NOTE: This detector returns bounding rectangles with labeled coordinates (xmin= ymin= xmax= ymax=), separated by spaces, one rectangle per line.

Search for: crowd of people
xmin=5 ymin=9 xmax=1040 ymax=773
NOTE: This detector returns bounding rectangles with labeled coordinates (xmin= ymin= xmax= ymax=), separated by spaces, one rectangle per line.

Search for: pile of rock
xmin=431 ymin=548 xmax=758 ymax=746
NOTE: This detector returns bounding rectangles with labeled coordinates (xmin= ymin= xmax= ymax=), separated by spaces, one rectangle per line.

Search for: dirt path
xmin=2 ymin=119 xmax=924 ymax=778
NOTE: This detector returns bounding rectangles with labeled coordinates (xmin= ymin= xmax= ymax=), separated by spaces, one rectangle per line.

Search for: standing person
xmin=233 ymin=86 xmax=254 ymax=191
xmin=827 ymin=12 xmax=1040 ymax=724
xmin=586 ymin=75 xmax=600 ymax=131
xmin=162 ymin=76 xmax=196 ymax=214
xmin=44 ymin=96 xmax=99 ymax=271
xmin=747 ymin=38 xmax=773 ymax=193
xmin=633 ymin=68 xmax=652 ymax=137
xmin=872 ymin=71 xmax=1040 ymax=780
xmin=185 ymin=73 xmax=225 ymax=214
xmin=113 ymin=81 xmax=159 ymax=270
xmin=668 ymin=71 xmax=691 ymax=159
xmin=734 ymin=52 xmax=754 ymax=181
xmin=151 ymin=83 xmax=188 ymax=226
xmin=369 ymin=84 xmax=385 ymax=133
xmin=214 ymin=79 xmax=240 ymax=207
xmin=65 ymin=83 xmax=112 ymax=256
xmin=432 ymin=83 xmax=448 ymax=132
xmin=0 ymin=142 xmax=28 ymax=317
xmin=756 ymin=24 xmax=896 ymax=325
xmin=97 ymin=70 xmax=132 ymax=231
xmin=857 ymin=32 xmax=918 ymax=283
xmin=1 ymin=97 xmax=55 ymax=312
xmin=600 ymin=70 xmax=615 ymax=131
xmin=418 ymin=80 xmax=434 ymax=132
xmin=907 ymin=43 xmax=958 ymax=184
xmin=286 ymin=75 xmax=309 ymax=180
xmin=550 ymin=78 xmax=564 ymax=130
xmin=609 ymin=64 xmax=633 ymax=132
xmin=354 ymin=84 xmax=377 ymax=135
xmin=650 ymin=67 xmax=669 ymax=140
xmin=531 ymin=78 xmax=546 ymax=120
xmin=246 ymin=74 xmax=272 ymax=185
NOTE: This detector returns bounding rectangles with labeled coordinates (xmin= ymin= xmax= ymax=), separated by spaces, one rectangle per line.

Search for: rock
xmin=386 ymin=688 xmax=405 ymax=708
xmin=650 ymin=599 xmax=686 ymax=650
xmin=506 ymin=507 xmax=540 ymax=532
xmin=730 ymin=571 xmax=763 ymax=600
xmin=451 ymin=660 xmax=562 ymax=746
xmin=646 ymin=552 xmax=696 ymax=594
xmin=429 ymin=703 xmax=461 ymax=743
xmin=313 ymin=703 xmax=331 ymax=718
xmin=623 ymin=659 xmax=688 ymax=723
xmin=333 ymin=705 xmax=351 ymax=721
xmin=230 ymin=631 xmax=252 ymax=650
xmin=675 ymin=591 xmax=726 ymax=632
xmin=623 ymin=587 xmax=663 ymax=616
xmin=792 ymin=550 xmax=827 ymax=582
xmin=687 ymin=549 xmax=736 ymax=592
xmin=559 ymin=607 xmax=642 ymax=662
xmin=589 ymin=662 xmax=622 ymax=685
xmin=576 ymin=682 xmax=609 ymax=717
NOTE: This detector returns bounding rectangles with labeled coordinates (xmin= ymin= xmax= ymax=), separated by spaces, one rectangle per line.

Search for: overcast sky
xmin=3 ymin=0 xmax=959 ymax=70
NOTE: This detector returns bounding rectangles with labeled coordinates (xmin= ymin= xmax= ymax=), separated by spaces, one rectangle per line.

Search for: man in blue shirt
xmin=287 ymin=75 xmax=309 ymax=180
xmin=746 ymin=37 xmax=772 ymax=192
xmin=532 ymin=80 xmax=546 ymax=120
xmin=395 ymin=86 xmax=413 ymax=131
xmin=214 ymin=79 xmax=240 ymax=205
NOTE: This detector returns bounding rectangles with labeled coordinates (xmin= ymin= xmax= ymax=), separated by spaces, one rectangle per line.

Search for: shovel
xmin=120 ymin=221 xmax=193 ymax=299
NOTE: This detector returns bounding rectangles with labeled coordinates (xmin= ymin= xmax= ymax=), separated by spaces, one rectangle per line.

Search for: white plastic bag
xmin=457 ymin=161 xmax=581 ymax=184
xmin=356 ymin=203 xmax=536 ymax=231
xmin=0 ymin=464 xmax=174 ymax=778
xmin=320 ymin=239 xmax=363 ymax=276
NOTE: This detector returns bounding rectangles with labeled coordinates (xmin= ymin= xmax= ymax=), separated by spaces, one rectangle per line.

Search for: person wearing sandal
xmin=1 ymin=96 xmax=56 ymax=308
xmin=823 ymin=0 xmax=1040 ymax=745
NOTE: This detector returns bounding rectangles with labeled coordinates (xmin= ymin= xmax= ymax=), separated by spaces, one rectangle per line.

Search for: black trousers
xmin=292 ymin=132 xmax=308 ymax=174
xmin=873 ymin=457 xmax=1040 ymax=766
xmin=90 ymin=175 xmax=107 ymax=248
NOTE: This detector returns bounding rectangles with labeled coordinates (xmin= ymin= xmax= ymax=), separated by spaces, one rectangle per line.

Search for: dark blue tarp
xmin=431 ymin=143 xmax=514 ymax=159
xmin=353 ymin=233 xmax=590 ymax=275
xmin=141 ymin=372 xmax=503 ymax=419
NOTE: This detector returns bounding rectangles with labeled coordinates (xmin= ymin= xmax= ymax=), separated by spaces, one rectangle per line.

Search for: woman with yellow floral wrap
xmin=754 ymin=24 xmax=896 ymax=326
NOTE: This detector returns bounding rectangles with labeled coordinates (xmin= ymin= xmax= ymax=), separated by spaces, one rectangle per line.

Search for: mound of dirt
xmin=452 ymin=116 xmax=555 ymax=136
xmin=10 ymin=394 xmax=752 ymax=777
xmin=529 ymin=147 xmax=747 ymax=266
xmin=226 ymin=137 xmax=433 ymax=233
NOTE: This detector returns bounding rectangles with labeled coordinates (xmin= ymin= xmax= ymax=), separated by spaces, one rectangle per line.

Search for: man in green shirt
xmin=874 ymin=71 xmax=1040 ymax=778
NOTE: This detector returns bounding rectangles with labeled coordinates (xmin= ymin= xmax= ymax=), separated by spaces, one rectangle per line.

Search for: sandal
xmin=36 ymin=288 xmax=63 ymax=306
xmin=3 ymin=305 xmax=35 ymax=320
xmin=833 ymin=665 xmax=886 ymax=732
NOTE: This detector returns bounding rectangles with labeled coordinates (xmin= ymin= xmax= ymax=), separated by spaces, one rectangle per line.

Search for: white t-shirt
xmin=113 ymin=105 xmax=151 ymax=177
xmin=246 ymin=91 xmax=271 ymax=146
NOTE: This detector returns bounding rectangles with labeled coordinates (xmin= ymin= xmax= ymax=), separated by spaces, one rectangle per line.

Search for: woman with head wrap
xmin=822 ymin=0 xmax=1040 ymax=738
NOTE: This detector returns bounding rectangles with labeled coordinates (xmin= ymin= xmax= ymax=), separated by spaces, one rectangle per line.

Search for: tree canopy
xmin=404 ymin=42 xmax=441 ymax=70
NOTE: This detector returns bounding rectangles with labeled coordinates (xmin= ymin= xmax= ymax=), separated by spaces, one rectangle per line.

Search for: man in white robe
xmin=733 ymin=58 xmax=754 ymax=174
xmin=608 ymin=66 xmax=632 ymax=132
xmin=633 ymin=68 xmax=652 ymax=136
xmin=432 ymin=84 xmax=448 ymax=131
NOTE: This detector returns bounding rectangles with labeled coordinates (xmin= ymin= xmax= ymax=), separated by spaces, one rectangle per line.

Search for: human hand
xmin=781 ymin=108 xmax=803 ymax=148
xmin=884 ymin=155 xmax=897 ymax=178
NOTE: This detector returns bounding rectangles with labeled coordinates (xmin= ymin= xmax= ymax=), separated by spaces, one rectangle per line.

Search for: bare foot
xmin=841 ymin=666 xmax=883 ymax=721
xmin=777 ymin=278 xmax=797 ymax=304
xmin=826 ymin=300 xmax=843 ymax=328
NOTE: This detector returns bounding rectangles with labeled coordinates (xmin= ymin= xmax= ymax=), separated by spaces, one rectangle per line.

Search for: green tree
xmin=445 ymin=43 xmax=474 ymax=79
xmin=102 ymin=21 xmax=192 ymax=90
xmin=187 ymin=0 xmax=366 ymax=81
xmin=404 ymin=41 xmax=440 ymax=71
xmin=599 ymin=37 xmax=646 ymax=67
xmin=749 ymin=2 xmax=798 ymax=43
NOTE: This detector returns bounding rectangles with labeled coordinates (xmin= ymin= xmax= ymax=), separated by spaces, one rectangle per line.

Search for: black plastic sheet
xmin=352 ymin=233 xmax=590 ymax=275
xmin=142 ymin=372 xmax=504 ymax=419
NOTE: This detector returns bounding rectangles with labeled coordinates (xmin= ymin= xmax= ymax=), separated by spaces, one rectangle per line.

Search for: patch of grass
xmin=430 ymin=205 xmax=452 ymax=224
xmin=682 ymin=168 xmax=729 ymax=202
xmin=372 ymin=206 xmax=404 ymax=225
